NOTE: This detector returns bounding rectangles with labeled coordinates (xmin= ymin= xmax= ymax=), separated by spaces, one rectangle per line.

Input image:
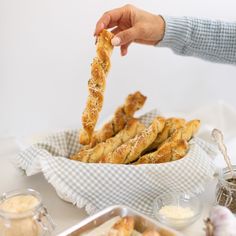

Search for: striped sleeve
xmin=157 ymin=16 xmax=236 ymax=65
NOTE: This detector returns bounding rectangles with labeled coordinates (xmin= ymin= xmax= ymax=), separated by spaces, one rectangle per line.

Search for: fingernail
xmin=111 ymin=37 xmax=121 ymax=46
xmin=100 ymin=23 xmax=104 ymax=30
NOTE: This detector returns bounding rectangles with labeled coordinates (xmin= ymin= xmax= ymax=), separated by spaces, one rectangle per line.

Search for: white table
xmin=0 ymin=137 xmax=226 ymax=235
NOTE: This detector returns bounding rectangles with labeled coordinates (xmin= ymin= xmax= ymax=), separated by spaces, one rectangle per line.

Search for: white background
xmin=1 ymin=0 xmax=236 ymax=139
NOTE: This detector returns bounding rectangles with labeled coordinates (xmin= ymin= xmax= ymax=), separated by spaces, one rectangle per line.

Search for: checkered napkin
xmin=16 ymin=110 xmax=217 ymax=217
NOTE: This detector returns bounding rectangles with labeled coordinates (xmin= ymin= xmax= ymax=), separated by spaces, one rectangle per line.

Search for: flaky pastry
xmin=145 ymin=117 xmax=186 ymax=153
xmin=79 ymin=30 xmax=114 ymax=145
xmin=89 ymin=91 xmax=147 ymax=148
xmin=71 ymin=119 xmax=145 ymax=163
xmin=136 ymin=139 xmax=189 ymax=164
xmin=107 ymin=216 xmax=134 ymax=236
xmin=101 ymin=117 xmax=165 ymax=164
xmin=163 ymin=119 xmax=200 ymax=144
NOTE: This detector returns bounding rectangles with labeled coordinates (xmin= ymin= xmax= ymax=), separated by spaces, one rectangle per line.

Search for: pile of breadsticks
xmin=73 ymin=30 xmax=200 ymax=164
xmin=71 ymin=90 xmax=200 ymax=164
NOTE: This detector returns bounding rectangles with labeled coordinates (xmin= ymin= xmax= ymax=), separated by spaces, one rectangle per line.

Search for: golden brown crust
xmin=183 ymin=119 xmax=200 ymax=140
xmin=79 ymin=30 xmax=114 ymax=145
xmin=142 ymin=230 xmax=161 ymax=236
xmin=123 ymin=91 xmax=147 ymax=117
xmin=90 ymin=91 xmax=147 ymax=147
xmin=158 ymin=228 xmax=177 ymax=236
xmin=96 ymin=30 xmax=114 ymax=73
xmin=145 ymin=118 xmax=186 ymax=153
xmin=71 ymin=119 xmax=145 ymax=163
xmin=108 ymin=216 xmax=134 ymax=236
xmin=101 ymin=117 xmax=165 ymax=164
xmin=163 ymin=119 xmax=200 ymax=144
xmin=136 ymin=139 xmax=189 ymax=164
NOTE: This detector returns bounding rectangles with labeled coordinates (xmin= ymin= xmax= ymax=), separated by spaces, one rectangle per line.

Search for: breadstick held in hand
xmin=79 ymin=30 xmax=114 ymax=145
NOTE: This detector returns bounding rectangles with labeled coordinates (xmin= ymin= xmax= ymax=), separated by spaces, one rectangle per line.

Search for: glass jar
xmin=0 ymin=188 xmax=55 ymax=236
xmin=215 ymin=165 xmax=236 ymax=214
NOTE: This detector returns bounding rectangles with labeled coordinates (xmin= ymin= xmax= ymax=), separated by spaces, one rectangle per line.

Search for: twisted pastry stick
xmin=162 ymin=119 xmax=200 ymax=144
xmin=70 ymin=119 xmax=145 ymax=163
xmin=89 ymin=91 xmax=147 ymax=147
xmin=108 ymin=216 xmax=134 ymax=236
xmin=101 ymin=117 xmax=165 ymax=164
xmin=144 ymin=117 xmax=185 ymax=153
xmin=136 ymin=139 xmax=189 ymax=164
xmin=79 ymin=30 xmax=114 ymax=145
xmin=137 ymin=119 xmax=199 ymax=164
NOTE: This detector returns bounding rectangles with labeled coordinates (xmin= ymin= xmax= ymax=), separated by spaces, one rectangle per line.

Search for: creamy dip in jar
xmin=0 ymin=189 xmax=54 ymax=236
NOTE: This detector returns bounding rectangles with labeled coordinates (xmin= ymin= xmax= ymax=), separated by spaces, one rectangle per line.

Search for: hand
xmin=94 ymin=4 xmax=165 ymax=56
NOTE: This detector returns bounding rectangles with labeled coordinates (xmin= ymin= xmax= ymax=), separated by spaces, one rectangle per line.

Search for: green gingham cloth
xmin=16 ymin=110 xmax=217 ymax=217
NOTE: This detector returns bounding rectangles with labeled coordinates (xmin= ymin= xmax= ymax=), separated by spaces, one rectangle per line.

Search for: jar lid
xmin=218 ymin=166 xmax=236 ymax=187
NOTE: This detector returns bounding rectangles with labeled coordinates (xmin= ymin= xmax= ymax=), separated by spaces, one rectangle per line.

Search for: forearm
xmin=158 ymin=16 xmax=236 ymax=64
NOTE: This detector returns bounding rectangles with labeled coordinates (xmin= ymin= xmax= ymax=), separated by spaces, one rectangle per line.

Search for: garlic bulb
xmin=205 ymin=206 xmax=236 ymax=236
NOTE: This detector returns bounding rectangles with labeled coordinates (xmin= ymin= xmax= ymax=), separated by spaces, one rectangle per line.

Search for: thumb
xmin=111 ymin=27 xmax=137 ymax=46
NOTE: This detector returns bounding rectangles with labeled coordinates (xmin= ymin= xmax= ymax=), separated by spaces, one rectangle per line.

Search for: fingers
xmin=120 ymin=43 xmax=131 ymax=56
xmin=111 ymin=27 xmax=137 ymax=46
xmin=111 ymin=27 xmax=131 ymax=56
xmin=94 ymin=7 xmax=124 ymax=36
xmin=111 ymin=26 xmax=122 ymax=35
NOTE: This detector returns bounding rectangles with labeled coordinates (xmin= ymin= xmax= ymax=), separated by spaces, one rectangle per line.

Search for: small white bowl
xmin=153 ymin=192 xmax=203 ymax=230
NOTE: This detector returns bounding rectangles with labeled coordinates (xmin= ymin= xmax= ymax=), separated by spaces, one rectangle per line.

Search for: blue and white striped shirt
xmin=158 ymin=16 xmax=236 ymax=65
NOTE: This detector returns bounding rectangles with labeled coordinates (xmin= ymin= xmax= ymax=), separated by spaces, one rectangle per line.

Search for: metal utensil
xmin=57 ymin=205 xmax=183 ymax=236
xmin=211 ymin=128 xmax=234 ymax=178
